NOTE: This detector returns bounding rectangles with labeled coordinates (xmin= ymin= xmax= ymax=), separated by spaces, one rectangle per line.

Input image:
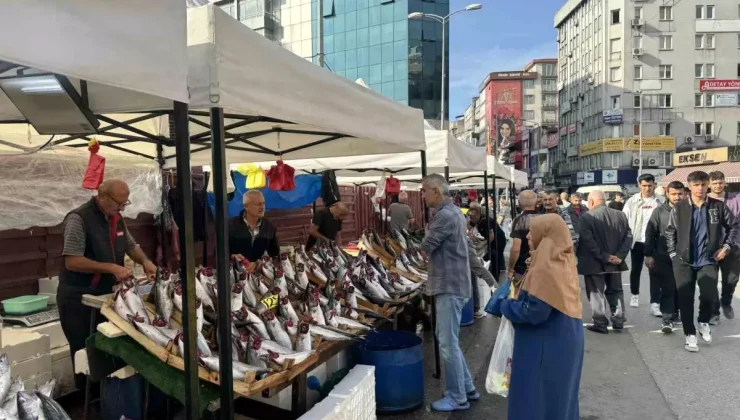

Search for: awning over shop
xmin=659 ymin=162 xmax=740 ymax=185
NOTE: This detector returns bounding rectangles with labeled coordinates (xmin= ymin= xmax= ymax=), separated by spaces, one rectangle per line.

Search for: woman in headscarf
xmin=488 ymin=213 xmax=584 ymax=420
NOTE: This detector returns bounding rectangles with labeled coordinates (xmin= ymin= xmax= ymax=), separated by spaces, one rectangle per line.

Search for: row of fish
xmin=0 ymin=354 xmax=61 ymax=420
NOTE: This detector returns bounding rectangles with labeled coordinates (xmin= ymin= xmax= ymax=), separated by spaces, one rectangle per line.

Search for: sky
xmin=447 ymin=0 xmax=564 ymax=118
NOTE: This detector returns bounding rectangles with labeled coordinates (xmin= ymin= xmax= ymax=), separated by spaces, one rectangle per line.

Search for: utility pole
xmin=317 ymin=0 xmax=324 ymax=67
xmin=638 ymin=90 xmax=643 ymax=177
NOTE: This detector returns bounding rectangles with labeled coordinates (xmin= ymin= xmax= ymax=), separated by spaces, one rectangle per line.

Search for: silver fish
xmin=260 ymin=256 xmax=275 ymax=280
xmin=2 ymin=376 xmax=23 ymax=417
xmin=196 ymin=329 xmax=212 ymax=358
xmin=278 ymin=296 xmax=300 ymax=325
xmin=0 ymin=408 xmax=12 ymax=420
xmin=17 ymin=391 xmax=42 ymax=420
xmin=35 ymin=380 xmax=55 ymax=399
xmin=343 ymin=282 xmax=359 ymax=310
xmin=153 ymin=269 xmax=174 ymax=326
xmin=37 ymin=391 xmax=71 ymax=420
xmin=176 ymin=333 xmax=186 ymax=358
xmin=231 ymin=283 xmax=244 ymax=313
xmin=196 ymin=299 xmax=204 ymax=332
xmin=323 ymin=305 xmax=339 ymax=328
xmin=259 ymin=339 xmax=294 ymax=355
xmin=240 ymin=308 xmax=270 ymax=340
xmin=309 ymin=324 xmax=354 ymax=341
xmin=122 ymin=283 xmax=150 ymax=324
xmin=113 ymin=291 xmax=135 ymax=322
xmin=266 ymin=350 xmax=313 ymax=366
xmin=200 ymin=356 xmax=256 ymax=382
xmin=0 ymin=355 xmax=10 ymax=406
xmin=262 ymin=311 xmax=293 ymax=350
xmin=280 ymin=253 xmax=295 ymax=279
xmin=255 ymin=276 xmax=270 ymax=296
xmin=283 ymin=318 xmax=298 ymax=337
xmin=309 ymin=262 xmax=327 ymax=282
xmin=152 ymin=318 xmax=179 ymax=341
xmin=296 ymin=323 xmax=312 ymax=352
xmin=195 ymin=270 xmax=216 ymax=311
xmin=244 ymin=335 xmax=270 ymax=368
xmin=295 ymin=264 xmax=309 ymax=290
xmin=173 ymin=284 xmax=184 ymax=313
xmin=335 ymin=316 xmax=372 ymax=331
xmin=131 ymin=314 xmax=172 ymax=348
xmin=240 ymin=272 xmax=258 ymax=308
xmin=273 ymin=270 xmax=289 ymax=297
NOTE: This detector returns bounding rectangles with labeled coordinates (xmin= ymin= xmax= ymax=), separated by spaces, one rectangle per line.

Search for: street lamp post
xmin=409 ymin=4 xmax=482 ymax=130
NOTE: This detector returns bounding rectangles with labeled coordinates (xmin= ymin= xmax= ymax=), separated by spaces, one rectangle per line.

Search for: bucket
xmin=461 ymin=296 xmax=475 ymax=327
xmin=355 ymin=330 xmax=424 ymax=413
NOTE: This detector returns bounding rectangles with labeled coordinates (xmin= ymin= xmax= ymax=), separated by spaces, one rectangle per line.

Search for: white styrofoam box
xmin=12 ymin=354 xmax=51 ymax=380
xmin=51 ymin=355 xmax=75 ymax=397
xmin=297 ymin=396 xmax=345 ymax=420
xmin=22 ymin=371 xmax=52 ymax=391
xmin=2 ymin=329 xmax=51 ymax=364
xmin=26 ymin=321 xmax=67 ymax=349
xmin=328 ymin=365 xmax=376 ymax=420
xmin=38 ymin=277 xmax=59 ymax=294
xmin=37 ymin=292 xmax=57 ymax=306
xmin=51 ymin=344 xmax=69 ymax=362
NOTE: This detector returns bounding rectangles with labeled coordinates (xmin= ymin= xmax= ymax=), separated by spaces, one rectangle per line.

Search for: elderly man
xmin=577 ymin=190 xmax=633 ymax=334
xmin=420 ymin=174 xmax=477 ymax=412
xmin=559 ymin=191 xmax=571 ymax=208
xmin=228 ymin=190 xmax=279 ymax=261
xmin=468 ymin=202 xmax=506 ymax=282
xmin=389 ymin=192 xmax=415 ymax=232
xmin=59 ymin=179 xmax=157 ymax=390
xmin=306 ymin=201 xmax=349 ymax=250
xmin=566 ymin=192 xmax=589 ymax=237
xmin=507 ymin=190 xmax=540 ymax=284
xmin=543 ymin=190 xmax=578 ymax=246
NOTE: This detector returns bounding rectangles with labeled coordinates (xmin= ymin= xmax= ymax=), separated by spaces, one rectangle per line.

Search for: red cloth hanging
xmin=468 ymin=189 xmax=478 ymax=201
xmin=82 ymin=140 xmax=106 ymax=190
xmin=266 ymin=160 xmax=296 ymax=191
xmin=385 ymin=176 xmax=401 ymax=194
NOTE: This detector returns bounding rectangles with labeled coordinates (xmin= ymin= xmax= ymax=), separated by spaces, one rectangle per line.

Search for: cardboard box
xmin=22 ymin=371 xmax=52 ymax=391
xmin=12 ymin=354 xmax=52 ymax=380
xmin=2 ymin=329 xmax=50 ymax=364
xmin=38 ymin=277 xmax=59 ymax=295
xmin=26 ymin=321 xmax=67 ymax=350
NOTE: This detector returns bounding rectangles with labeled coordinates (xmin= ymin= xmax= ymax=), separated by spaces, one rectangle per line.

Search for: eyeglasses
xmin=102 ymin=192 xmax=131 ymax=210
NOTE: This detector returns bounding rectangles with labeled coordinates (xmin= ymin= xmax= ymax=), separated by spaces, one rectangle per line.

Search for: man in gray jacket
xmin=577 ymin=190 xmax=633 ymax=334
xmin=421 ymin=174 xmax=477 ymax=412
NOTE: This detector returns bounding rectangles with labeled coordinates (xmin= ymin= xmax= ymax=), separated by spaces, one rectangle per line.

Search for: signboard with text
xmin=714 ymin=93 xmax=738 ymax=107
xmin=603 ymin=169 xmax=618 ymax=184
xmin=602 ymin=109 xmax=624 ymax=124
xmin=699 ymin=80 xmax=740 ymax=92
xmin=673 ymin=147 xmax=729 ymax=166
xmin=579 ymin=137 xmax=676 ymax=157
xmin=568 ymin=124 xmax=577 ymax=134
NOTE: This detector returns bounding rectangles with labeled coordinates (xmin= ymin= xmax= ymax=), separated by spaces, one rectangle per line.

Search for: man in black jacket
xmin=666 ymin=171 xmax=740 ymax=353
xmin=566 ymin=192 xmax=589 ymax=237
xmin=228 ymin=190 xmax=280 ymax=262
xmin=577 ymin=190 xmax=633 ymax=334
xmin=644 ymin=181 xmax=684 ymax=333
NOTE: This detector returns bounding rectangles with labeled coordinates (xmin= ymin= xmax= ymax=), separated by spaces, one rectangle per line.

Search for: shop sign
xmin=568 ymin=124 xmax=577 ymax=134
xmin=547 ymin=134 xmax=559 ymax=148
xmin=641 ymin=168 xmax=666 ymax=181
xmin=714 ymin=93 xmax=738 ymax=107
xmin=673 ymin=147 xmax=728 ymax=167
xmin=559 ymin=126 xmax=568 ymax=136
xmin=602 ymin=109 xmax=623 ymax=124
xmin=583 ymin=172 xmax=595 ymax=183
xmin=576 ymin=172 xmax=584 ymax=184
xmin=603 ymin=169 xmax=618 ymax=184
xmin=603 ymin=137 xmax=675 ymax=152
xmin=579 ymin=140 xmax=603 ymax=157
xmin=488 ymin=71 xmax=538 ymax=80
xmin=699 ymin=79 xmax=740 ymax=92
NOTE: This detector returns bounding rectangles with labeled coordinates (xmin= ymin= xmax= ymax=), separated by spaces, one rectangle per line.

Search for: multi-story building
xmin=460 ymin=96 xmax=479 ymax=146
xmin=553 ymin=0 xmax=740 ymax=190
xmin=522 ymin=59 xmax=560 ymax=187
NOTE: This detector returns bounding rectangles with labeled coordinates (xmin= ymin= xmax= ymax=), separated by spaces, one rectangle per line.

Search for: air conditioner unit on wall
xmin=631 ymin=19 xmax=644 ymax=27
xmin=685 ymin=136 xmax=694 ymax=144
xmin=632 ymin=158 xmax=642 ymax=166
xmin=632 ymin=48 xmax=644 ymax=56
xmin=648 ymin=157 xmax=658 ymax=166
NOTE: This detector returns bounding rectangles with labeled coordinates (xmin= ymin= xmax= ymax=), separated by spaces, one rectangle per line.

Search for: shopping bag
xmin=485 ymin=316 xmax=514 ymax=397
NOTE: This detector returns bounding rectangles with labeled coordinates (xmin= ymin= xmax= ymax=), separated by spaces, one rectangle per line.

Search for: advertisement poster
xmin=486 ymin=80 xmax=522 ymax=166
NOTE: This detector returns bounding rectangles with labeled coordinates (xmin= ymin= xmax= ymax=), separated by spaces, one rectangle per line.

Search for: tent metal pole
xmin=156 ymin=143 xmax=168 ymax=270
xmin=420 ymin=151 xmax=428 ymax=225
xmin=510 ymin=181 xmax=515 ymax=219
xmin=444 ymin=166 xmax=449 ymax=182
xmin=312 ymin=169 xmax=317 ymax=213
xmin=483 ymin=171 xmax=493 ymax=275
xmin=173 ymin=101 xmax=200 ymax=420
xmin=421 ymin=150 xmax=441 ymax=380
xmin=211 ymin=107 xmax=235 ymax=419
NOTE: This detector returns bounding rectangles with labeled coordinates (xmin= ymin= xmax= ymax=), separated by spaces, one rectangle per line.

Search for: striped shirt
xmin=62 ymin=214 xmax=137 ymax=257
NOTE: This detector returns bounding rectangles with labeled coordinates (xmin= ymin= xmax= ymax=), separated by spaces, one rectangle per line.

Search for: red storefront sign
xmin=699 ymin=79 xmax=740 ymax=92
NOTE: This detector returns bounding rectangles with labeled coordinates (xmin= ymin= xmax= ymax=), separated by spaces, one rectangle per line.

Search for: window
xmin=707 ymin=5 xmax=715 ymax=19
xmin=633 ymin=124 xmax=640 ymax=136
xmin=659 ymin=122 xmax=672 ymax=136
xmin=696 ymin=35 xmax=704 ymax=49
xmin=524 ymin=79 xmax=534 ymax=89
xmin=695 ymin=122 xmax=714 ymax=135
xmin=612 ymin=125 xmax=622 ymax=137
xmin=695 ymin=93 xmax=704 ymax=107
xmin=738 ymin=63 xmax=740 ymax=77
xmin=696 ymin=5 xmax=715 ymax=19
xmin=659 ymin=65 xmax=673 ymax=79
xmin=659 ymin=94 xmax=672 ymax=108
xmin=706 ymin=94 xmax=715 ymax=107
xmin=611 ymin=95 xmax=621 ymax=109
xmin=611 ymin=9 xmax=620 ymax=24
xmin=696 ymin=5 xmax=704 ymax=19
xmin=525 ymin=95 xmax=535 ymax=104
xmin=658 ymin=152 xmax=672 ymax=167
xmin=706 ymin=64 xmax=715 ymax=78
xmin=610 ymin=67 xmax=622 ymax=82
xmin=524 ymin=110 xmax=535 ymax=121
xmin=696 ymin=64 xmax=703 ymax=78
xmin=659 ymin=35 xmax=673 ymax=50
xmin=634 ymin=7 xmax=642 ymax=20
xmin=610 ymin=152 xmax=621 ymax=168
xmin=659 ymin=6 xmax=673 ymax=21
xmin=706 ymin=122 xmax=714 ymax=134
xmin=695 ymin=122 xmax=703 ymax=135
xmin=706 ymin=34 xmax=715 ymax=49
xmin=634 ymin=65 xmax=642 ymax=79
xmin=633 ymin=94 xmax=641 ymax=108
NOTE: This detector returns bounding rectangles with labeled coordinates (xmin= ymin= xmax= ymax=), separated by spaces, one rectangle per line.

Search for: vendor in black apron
xmin=228 ymin=190 xmax=280 ymax=261
xmin=57 ymin=179 xmax=157 ymax=390
xmin=306 ymin=201 xmax=349 ymax=251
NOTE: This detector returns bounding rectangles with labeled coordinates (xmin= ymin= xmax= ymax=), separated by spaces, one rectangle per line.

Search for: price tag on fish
xmin=261 ymin=294 xmax=280 ymax=311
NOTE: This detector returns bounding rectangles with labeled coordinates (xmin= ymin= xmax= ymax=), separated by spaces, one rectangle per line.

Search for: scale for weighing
xmin=2 ymin=306 xmax=59 ymax=327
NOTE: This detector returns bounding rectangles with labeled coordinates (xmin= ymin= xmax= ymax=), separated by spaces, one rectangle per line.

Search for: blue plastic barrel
xmin=460 ymin=296 xmax=475 ymax=326
xmin=355 ymin=330 xmax=424 ymax=413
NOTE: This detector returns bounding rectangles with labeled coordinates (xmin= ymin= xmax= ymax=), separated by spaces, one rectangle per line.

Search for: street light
xmin=409 ymin=4 xmax=483 ymax=130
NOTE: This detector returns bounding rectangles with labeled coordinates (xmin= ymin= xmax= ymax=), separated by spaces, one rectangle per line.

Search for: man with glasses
xmin=58 ymin=179 xmax=156 ymax=390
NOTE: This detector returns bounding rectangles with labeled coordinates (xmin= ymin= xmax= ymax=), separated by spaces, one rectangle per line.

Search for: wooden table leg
xmin=291 ymin=373 xmax=308 ymax=417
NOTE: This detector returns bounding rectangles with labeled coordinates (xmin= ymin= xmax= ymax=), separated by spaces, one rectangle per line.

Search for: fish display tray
xmin=100 ymin=297 xmax=358 ymax=397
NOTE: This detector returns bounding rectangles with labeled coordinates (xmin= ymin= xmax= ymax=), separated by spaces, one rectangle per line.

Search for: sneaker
xmin=661 ymin=320 xmax=674 ymax=334
xmin=722 ymin=304 xmax=735 ymax=320
xmin=684 ymin=335 xmax=699 ymax=352
xmin=650 ymin=303 xmax=662 ymax=317
xmin=630 ymin=295 xmax=639 ymax=307
xmin=698 ymin=323 xmax=712 ymax=344
xmin=587 ymin=324 xmax=609 ymax=334
xmin=466 ymin=390 xmax=481 ymax=401
xmin=431 ymin=396 xmax=470 ymax=412
xmin=474 ymin=310 xmax=487 ymax=319
xmin=709 ymin=315 xmax=720 ymax=326
xmin=610 ymin=316 xmax=624 ymax=330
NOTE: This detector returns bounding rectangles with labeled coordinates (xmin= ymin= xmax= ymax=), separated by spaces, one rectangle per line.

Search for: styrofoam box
xmin=12 ymin=354 xmax=51 ymax=380
xmin=2 ymin=329 xmax=50 ymax=364
xmin=38 ymin=277 xmax=59 ymax=295
xmin=51 ymin=345 xmax=76 ymax=397
xmin=298 ymin=396 xmax=346 ymax=420
xmin=26 ymin=321 xmax=68 ymax=349
xmin=22 ymin=371 xmax=52 ymax=391
xmin=328 ymin=365 xmax=376 ymax=420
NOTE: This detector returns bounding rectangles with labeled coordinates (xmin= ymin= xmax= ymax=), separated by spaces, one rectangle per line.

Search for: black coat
xmin=644 ymin=202 xmax=672 ymax=263
xmin=665 ymin=197 xmax=739 ymax=264
xmin=576 ymin=204 xmax=633 ymax=275
xmin=228 ymin=214 xmax=280 ymax=262
xmin=566 ymin=204 xmax=589 ymax=236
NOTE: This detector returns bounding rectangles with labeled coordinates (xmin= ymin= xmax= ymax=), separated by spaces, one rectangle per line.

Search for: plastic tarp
xmin=166 ymin=5 xmax=425 ymax=167
xmin=249 ymin=129 xmax=487 ymax=175
xmin=0 ymin=147 xmax=161 ymax=231
xmin=0 ymin=0 xmax=189 ymax=121
xmin=207 ymin=172 xmax=321 ymax=215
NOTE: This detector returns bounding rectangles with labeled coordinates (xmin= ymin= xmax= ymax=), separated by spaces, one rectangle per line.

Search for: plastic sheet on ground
xmin=0 ymin=147 xmax=161 ymax=231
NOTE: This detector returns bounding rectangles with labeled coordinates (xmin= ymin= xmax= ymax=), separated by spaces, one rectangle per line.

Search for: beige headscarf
xmin=521 ymin=214 xmax=583 ymax=319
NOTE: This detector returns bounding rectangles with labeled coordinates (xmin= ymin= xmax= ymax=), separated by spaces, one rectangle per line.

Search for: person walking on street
xmin=508 ymin=190 xmax=540 ymax=287
xmin=420 ymin=174 xmax=478 ymax=411
xmin=608 ymin=192 xmax=625 ymax=211
xmin=543 ymin=191 xmax=578 ymax=246
xmin=566 ymin=193 xmax=589 ymax=238
xmin=665 ymin=171 xmax=739 ymax=352
xmin=623 ymin=174 xmax=665 ymax=313
xmin=644 ymin=181 xmax=684 ymax=333
xmin=577 ymin=190 xmax=633 ymax=334
xmin=708 ymin=171 xmax=740 ymax=322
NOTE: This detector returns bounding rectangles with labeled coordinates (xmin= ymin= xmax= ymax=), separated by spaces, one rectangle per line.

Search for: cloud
xmin=449 ymin=41 xmax=557 ymax=114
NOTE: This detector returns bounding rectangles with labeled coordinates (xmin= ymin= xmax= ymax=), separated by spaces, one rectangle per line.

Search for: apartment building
xmin=522 ymin=59 xmax=560 ymax=187
xmin=456 ymin=97 xmax=479 ymax=146
xmin=553 ymin=0 xmax=740 ymax=190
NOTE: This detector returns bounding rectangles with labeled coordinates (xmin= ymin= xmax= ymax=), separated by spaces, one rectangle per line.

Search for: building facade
xmin=522 ymin=59 xmax=560 ymax=187
xmin=554 ymin=0 xmax=740 ymax=190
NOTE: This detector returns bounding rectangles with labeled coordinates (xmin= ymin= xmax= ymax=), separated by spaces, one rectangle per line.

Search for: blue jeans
xmin=435 ymin=293 xmax=475 ymax=403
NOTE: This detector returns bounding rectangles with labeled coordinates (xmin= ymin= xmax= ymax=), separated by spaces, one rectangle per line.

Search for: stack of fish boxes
xmin=1 ymin=329 xmax=52 ymax=390
xmin=298 ymin=365 xmax=376 ymax=420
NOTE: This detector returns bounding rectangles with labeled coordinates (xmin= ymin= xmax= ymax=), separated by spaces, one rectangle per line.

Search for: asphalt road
xmin=380 ymin=258 xmax=740 ymax=420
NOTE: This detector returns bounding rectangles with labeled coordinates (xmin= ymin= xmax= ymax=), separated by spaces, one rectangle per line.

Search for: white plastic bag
xmin=477 ymin=277 xmax=491 ymax=311
xmin=486 ymin=316 xmax=515 ymax=397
